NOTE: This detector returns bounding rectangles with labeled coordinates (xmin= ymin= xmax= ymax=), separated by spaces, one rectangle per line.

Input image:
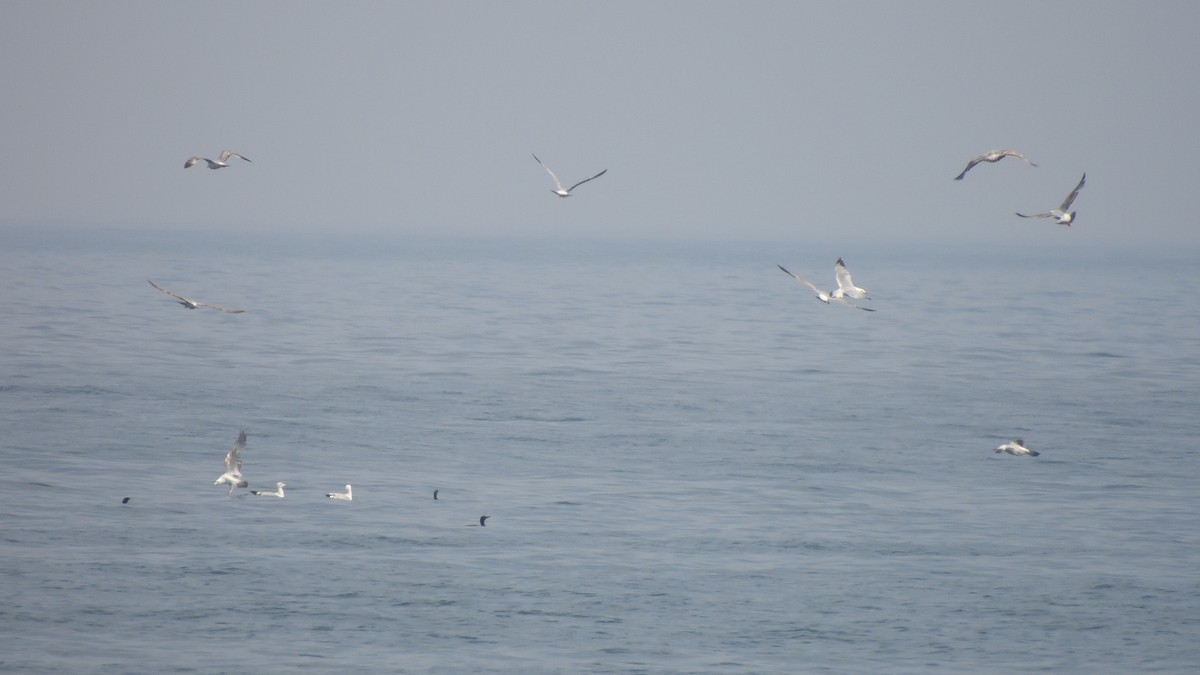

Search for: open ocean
xmin=1 ymin=226 xmax=1197 ymax=673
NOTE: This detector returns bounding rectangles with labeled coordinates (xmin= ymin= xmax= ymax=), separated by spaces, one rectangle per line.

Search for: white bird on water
xmin=533 ymin=154 xmax=607 ymax=197
xmin=252 ymin=482 xmax=287 ymax=498
xmin=993 ymin=439 xmax=1040 ymax=457
xmin=213 ymin=430 xmax=249 ymax=496
xmin=184 ymin=150 xmax=252 ymax=170
xmin=777 ymin=261 xmax=875 ymax=311
xmin=326 ymin=484 xmax=353 ymax=501
xmin=148 ymin=280 xmax=245 ymax=313
xmin=954 ymin=149 xmax=1037 ymax=180
xmin=1016 ymin=173 xmax=1086 ymax=226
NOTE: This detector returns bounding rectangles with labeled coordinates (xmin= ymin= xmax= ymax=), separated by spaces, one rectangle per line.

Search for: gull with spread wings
xmin=214 ymin=430 xmax=250 ymax=496
xmin=954 ymin=149 xmax=1037 ymax=180
xmin=533 ymin=154 xmax=607 ymax=197
xmin=148 ymin=280 xmax=244 ymax=313
xmin=1016 ymin=173 xmax=1086 ymax=226
xmin=184 ymin=150 xmax=252 ymax=170
xmin=777 ymin=261 xmax=875 ymax=311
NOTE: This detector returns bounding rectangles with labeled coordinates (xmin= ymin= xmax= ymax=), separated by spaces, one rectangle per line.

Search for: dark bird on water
xmin=433 ymin=489 xmax=438 ymax=500
xmin=122 ymin=497 xmax=131 ymax=504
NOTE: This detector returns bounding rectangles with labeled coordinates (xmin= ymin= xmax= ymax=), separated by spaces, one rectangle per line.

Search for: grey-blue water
xmin=2 ymin=227 xmax=1198 ymax=673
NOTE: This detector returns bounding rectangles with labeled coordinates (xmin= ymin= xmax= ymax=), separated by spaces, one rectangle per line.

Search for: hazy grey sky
xmin=2 ymin=2 xmax=1197 ymax=247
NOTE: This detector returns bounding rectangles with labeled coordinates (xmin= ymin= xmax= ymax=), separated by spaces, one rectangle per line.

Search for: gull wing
xmin=148 ymin=279 xmax=194 ymax=304
xmin=219 ymin=150 xmax=251 ymax=163
xmin=777 ymin=264 xmax=821 ymax=295
xmin=834 ymin=258 xmax=856 ymax=293
xmin=226 ymin=430 xmax=247 ymax=474
xmin=532 ymin=154 xmax=564 ymax=191
xmin=1002 ymin=150 xmax=1037 ymax=167
xmin=567 ymin=169 xmax=607 ymax=192
xmin=1059 ymin=173 xmax=1086 ymax=211
xmin=953 ymin=156 xmax=985 ymax=180
xmin=194 ymin=301 xmax=246 ymax=314
xmin=1015 ymin=211 xmax=1057 ymax=219
xmin=832 ymin=296 xmax=876 ymax=311
xmin=184 ymin=156 xmax=211 ymax=169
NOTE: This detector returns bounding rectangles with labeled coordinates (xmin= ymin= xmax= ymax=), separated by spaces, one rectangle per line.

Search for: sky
xmin=2 ymin=1 xmax=1197 ymax=248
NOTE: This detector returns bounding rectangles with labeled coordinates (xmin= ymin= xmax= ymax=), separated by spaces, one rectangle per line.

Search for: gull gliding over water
xmin=993 ymin=439 xmax=1040 ymax=457
xmin=326 ymin=485 xmax=353 ymax=501
xmin=184 ymin=150 xmax=252 ymax=170
xmin=777 ymin=263 xmax=875 ymax=311
xmin=533 ymin=154 xmax=607 ymax=197
xmin=1016 ymin=173 xmax=1086 ymax=226
xmin=148 ymin=280 xmax=245 ymax=313
xmin=834 ymin=258 xmax=869 ymax=299
xmin=213 ymin=430 xmax=249 ymax=496
xmin=252 ymin=482 xmax=287 ymax=498
xmin=954 ymin=149 xmax=1037 ymax=180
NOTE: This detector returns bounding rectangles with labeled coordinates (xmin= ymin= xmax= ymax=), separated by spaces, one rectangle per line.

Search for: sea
xmin=1 ymin=225 xmax=1197 ymax=674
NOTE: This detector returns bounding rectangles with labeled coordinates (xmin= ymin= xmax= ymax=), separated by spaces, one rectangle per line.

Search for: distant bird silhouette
xmin=121 ymin=497 xmax=131 ymax=504
xmin=993 ymin=439 xmax=1040 ymax=457
xmin=213 ymin=430 xmax=249 ymax=496
xmin=467 ymin=515 xmax=490 ymax=527
xmin=954 ymin=149 xmax=1037 ymax=180
xmin=148 ymin=280 xmax=244 ymax=313
xmin=184 ymin=150 xmax=251 ymax=170
xmin=1016 ymin=173 xmax=1086 ymax=226
xmin=533 ymin=154 xmax=607 ymax=197
xmin=433 ymin=489 xmax=439 ymax=500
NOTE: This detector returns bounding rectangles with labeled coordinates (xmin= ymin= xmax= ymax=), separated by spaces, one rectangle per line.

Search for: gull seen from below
xmin=148 ymin=280 xmax=244 ymax=313
xmin=213 ymin=430 xmax=249 ymax=496
xmin=993 ymin=439 xmax=1040 ymax=457
xmin=777 ymin=261 xmax=875 ymax=311
xmin=184 ymin=150 xmax=252 ymax=170
xmin=533 ymin=154 xmax=607 ymax=197
xmin=954 ymin=149 xmax=1037 ymax=180
xmin=1016 ymin=173 xmax=1086 ymax=226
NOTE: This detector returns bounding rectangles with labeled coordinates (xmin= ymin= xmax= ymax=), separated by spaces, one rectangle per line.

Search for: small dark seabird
xmin=121 ymin=497 xmax=131 ymax=504
xmin=184 ymin=149 xmax=252 ymax=170
xmin=149 ymin=280 xmax=245 ymax=313
xmin=1016 ymin=173 xmax=1086 ymax=226
xmin=467 ymin=515 xmax=491 ymax=527
xmin=994 ymin=439 xmax=1040 ymax=457
xmin=433 ymin=489 xmax=439 ymax=500
xmin=954 ymin=149 xmax=1037 ymax=180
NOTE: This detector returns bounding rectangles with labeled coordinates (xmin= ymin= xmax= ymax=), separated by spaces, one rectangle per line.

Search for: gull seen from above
xmin=993 ymin=439 xmax=1040 ymax=457
xmin=954 ymin=149 xmax=1037 ymax=180
xmin=533 ymin=154 xmax=607 ymax=197
xmin=148 ymin=280 xmax=244 ymax=313
xmin=184 ymin=150 xmax=252 ymax=170
xmin=213 ymin=430 xmax=249 ymax=496
xmin=777 ymin=260 xmax=875 ymax=311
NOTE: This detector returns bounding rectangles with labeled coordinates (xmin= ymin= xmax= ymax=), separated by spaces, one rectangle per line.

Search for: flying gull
xmin=326 ymin=484 xmax=353 ymax=501
xmin=213 ymin=430 xmax=249 ymax=496
xmin=954 ymin=149 xmax=1037 ymax=180
xmin=533 ymin=154 xmax=607 ymax=197
xmin=184 ymin=150 xmax=252 ymax=170
xmin=993 ymin=439 xmax=1040 ymax=457
xmin=252 ymin=482 xmax=287 ymax=498
xmin=1016 ymin=173 xmax=1086 ymax=226
xmin=148 ymin=280 xmax=245 ymax=313
xmin=777 ymin=263 xmax=875 ymax=311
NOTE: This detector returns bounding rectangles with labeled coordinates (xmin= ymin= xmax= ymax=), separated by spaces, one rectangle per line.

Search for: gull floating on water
xmin=1016 ymin=173 xmax=1086 ymax=226
xmin=533 ymin=154 xmax=607 ymax=197
xmin=993 ymin=439 xmax=1040 ymax=457
xmin=184 ymin=150 xmax=252 ymax=170
xmin=252 ymin=482 xmax=287 ymax=498
xmin=777 ymin=262 xmax=875 ymax=311
xmin=326 ymin=484 xmax=353 ymax=501
xmin=954 ymin=149 xmax=1037 ymax=180
xmin=148 ymin=280 xmax=244 ymax=313
xmin=213 ymin=430 xmax=249 ymax=496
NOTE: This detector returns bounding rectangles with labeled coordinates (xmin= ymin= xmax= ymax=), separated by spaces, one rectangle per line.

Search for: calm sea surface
xmin=1 ymin=226 xmax=1197 ymax=673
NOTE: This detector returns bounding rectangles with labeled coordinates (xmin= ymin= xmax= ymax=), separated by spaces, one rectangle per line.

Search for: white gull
xmin=184 ymin=150 xmax=252 ymax=170
xmin=993 ymin=439 xmax=1040 ymax=457
xmin=1016 ymin=173 xmax=1086 ymax=226
xmin=213 ymin=430 xmax=249 ymax=496
xmin=252 ymin=482 xmax=287 ymax=498
xmin=326 ymin=484 xmax=353 ymax=501
xmin=954 ymin=149 xmax=1037 ymax=180
xmin=777 ymin=262 xmax=875 ymax=311
xmin=533 ymin=154 xmax=606 ymax=197
xmin=148 ymin=280 xmax=244 ymax=313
